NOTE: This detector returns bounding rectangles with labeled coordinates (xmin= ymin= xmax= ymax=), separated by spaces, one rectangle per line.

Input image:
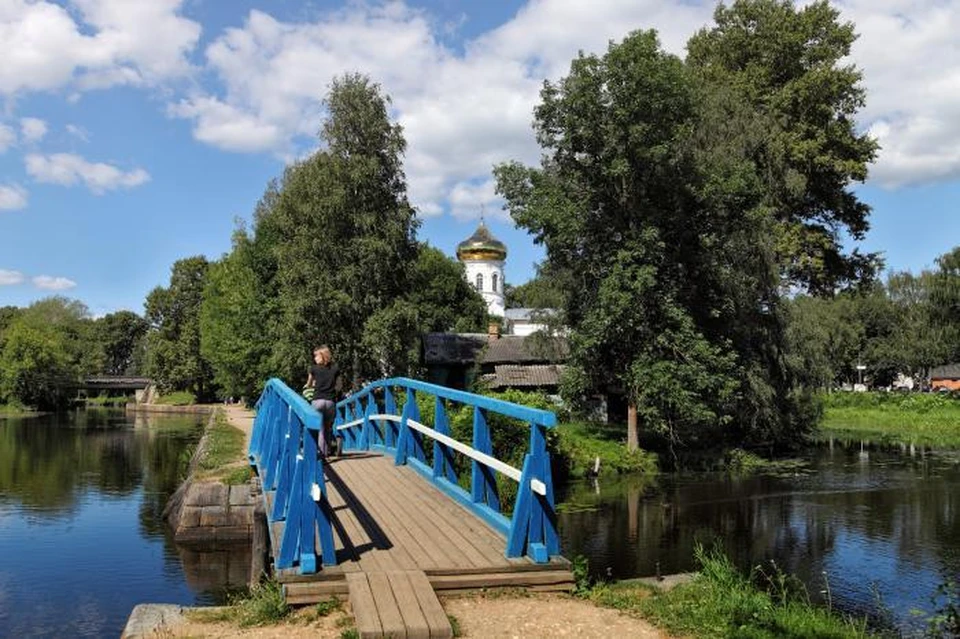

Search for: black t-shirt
xmin=310 ymin=364 xmax=340 ymax=401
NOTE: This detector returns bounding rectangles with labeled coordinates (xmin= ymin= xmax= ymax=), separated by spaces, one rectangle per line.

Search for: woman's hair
xmin=314 ymin=345 xmax=333 ymax=366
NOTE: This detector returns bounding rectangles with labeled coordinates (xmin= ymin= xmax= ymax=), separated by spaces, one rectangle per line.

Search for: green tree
xmin=200 ymin=227 xmax=273 ymax=401
xmin=687 ymin=0 xmax=879 ymax=294
xmin=495 ymin=17 xmax=855 ymax=450
xmin=407 ymin=244 xmax=487 ymax=333
xmin=504 ymin=264 xmax=565 ymax=311
xmin=263 ymin=73 xmax=419 ymax=387
xmin=0 ymin=297 xmax=90 ymax=408
xmin=144 ymin=256 xmax=215 ymax=399
xmin=95 ymin=310 xmax=149 ymax=376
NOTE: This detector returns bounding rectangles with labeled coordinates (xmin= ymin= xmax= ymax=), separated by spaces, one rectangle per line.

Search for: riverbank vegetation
xmin=820 ymin=392 xmax=960 ymax=448
xmin=587 ymin=547 xmax=875 ymax=639
xmin=195 ymin=410 xmax=251 ymax=485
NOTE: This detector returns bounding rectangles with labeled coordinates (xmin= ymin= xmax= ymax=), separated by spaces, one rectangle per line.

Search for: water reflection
xmin=0 ymin=409 xmax=231 ymax=638
xmin=557 ymin=443 xmax=960 ymax=634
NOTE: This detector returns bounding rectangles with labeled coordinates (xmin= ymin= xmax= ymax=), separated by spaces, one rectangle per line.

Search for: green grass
xmin=196 ymin=409 xmax=249 ymax=481
xmin=553 ymin=421 xmax=658 ymax=478
xmin=155 ymin=390 xmax=197 ymax=406
xmin=819 ymin=392 xmax=960 ymax=448
xmin=0 ymin=403 xmax=30 ymax=417
xmin=588 ymin=546 xmax=875 ymax=639
xmin=187 ymin=579 xmax=289 ymax=628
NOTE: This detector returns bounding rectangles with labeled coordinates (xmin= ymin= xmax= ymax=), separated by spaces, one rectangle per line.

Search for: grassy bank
xmin=587 ymin=547 xmax=875 ymax=639
xmin=554 ymin=420 xmax=658 ymax=478
xmin=819 ymin=392 xmax=960 ymax=448
xmin=0 ymin=403 xmax=30 ymax=417
xmin=155 ymin=390 xmax=197 ymax=406
xmin=195 ymin=409 xmax=252 ymax=485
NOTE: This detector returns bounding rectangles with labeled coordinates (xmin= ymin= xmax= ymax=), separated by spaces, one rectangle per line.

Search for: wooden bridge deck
xmin=262 ymin=451 xmax=572 ymax=637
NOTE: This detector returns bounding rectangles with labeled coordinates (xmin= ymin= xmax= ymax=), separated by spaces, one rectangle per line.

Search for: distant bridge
xmin=81 ymin=376 xmax=153 ymax=391
xmin=249 ymin=377 xmax=571 ymax=639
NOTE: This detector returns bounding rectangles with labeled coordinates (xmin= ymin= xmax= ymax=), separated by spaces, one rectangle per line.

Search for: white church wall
xmin=463 ymin=258 xmax=505 ymax=317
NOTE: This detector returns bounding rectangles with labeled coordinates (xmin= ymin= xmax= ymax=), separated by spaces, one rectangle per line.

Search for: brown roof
xmin=423 ymin=333 xmax=488 ymax=365
xmin=930 ymin=363 xmax=960 ymax=380
xmin=483 ymin=364 xmax=565 ymax=389
xmin=481 ymin=335 xmax=568 ymax=364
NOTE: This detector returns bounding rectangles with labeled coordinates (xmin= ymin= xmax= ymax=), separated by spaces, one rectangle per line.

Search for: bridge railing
xmin=334 ymin=377 xmax=560 ymax=563
xmin=249 ymin=378 xmax=337 ymax=574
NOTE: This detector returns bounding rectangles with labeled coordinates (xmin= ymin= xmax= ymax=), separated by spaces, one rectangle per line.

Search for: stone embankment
xmin=162 ymin=405 xmax=261 ymax=543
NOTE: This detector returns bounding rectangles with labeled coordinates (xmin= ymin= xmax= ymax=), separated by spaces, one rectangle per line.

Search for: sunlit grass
xmin=819 ymin=393 xmax=960 ymax=448
xmin=588 ymin=546 xmax=875 ymax=639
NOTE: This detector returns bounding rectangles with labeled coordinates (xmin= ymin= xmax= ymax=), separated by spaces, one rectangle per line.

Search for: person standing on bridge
xmin=306 ymin=345 xmax=340 ymax=457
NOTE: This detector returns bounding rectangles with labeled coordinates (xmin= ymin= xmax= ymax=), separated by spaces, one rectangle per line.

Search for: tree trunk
xmin=627 ymin=402 xmax=638 ymax=451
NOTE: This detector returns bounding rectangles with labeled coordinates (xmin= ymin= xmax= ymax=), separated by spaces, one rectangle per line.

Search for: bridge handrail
xmin=248 ymin=378 xmax=336 ymax=575
xmin=350 ymin=377 xmax=557 ymax=427
xmin=334 ymin=376 xmax=560 ymax=564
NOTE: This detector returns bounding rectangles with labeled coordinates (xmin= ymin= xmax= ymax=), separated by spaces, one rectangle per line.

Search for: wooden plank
xmin=346 ymin=573 xmax=382 ymax=639
xmin=367 ymin=571 xmax=407 ymax=639
xmin=335 ymin=455 xmax=432 ymax=570
xmin=360 ymin=458 xmax=490 ymax=569
xmin=429 ymin=570 xmax=574 ymax=591
xmin=284 ymin=581 xmax=349 ymax=604
xmin=326 ymin=459 xmax=396 ymax=573
xmin=386 ymin=571 xmax=431 ymax=639
xmin=345 ymin=455 xmax=471 ymax=569
xmin=407 ymin=569 xmax=453 ymax=639
xmin=380 ymin=459 xmax=512 ymax=567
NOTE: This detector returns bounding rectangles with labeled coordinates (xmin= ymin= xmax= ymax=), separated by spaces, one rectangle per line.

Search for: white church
xmin=455 ymin=221 xmax=550 ymax=336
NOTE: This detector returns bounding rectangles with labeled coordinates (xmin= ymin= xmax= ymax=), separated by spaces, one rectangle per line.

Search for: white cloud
xmin=20 ymin=117 xmax=47 ymax=143
xmin=32 ymin=275 xmax=77 ymax=291
xmin=166 ymin=2 xmax=719 ymax=218
xmin=25 ymin=153 xmax=150 ymax=194
xmin=834 ymin=0 xmax=960 ymax=187
xmin=0 ymin=184 xmax=28 ymax=210
xmin=0 ymin=0 xmax=200 ymax=96
xmin=167 ymin=0 xmax=960 ymax=217
xmin=0 ymin=124 xmax=15 ymax=153
xmin=0 ymin=270 xmax=25 ymax=286
xmin=66 ymin=124 xmax=90 ymax=142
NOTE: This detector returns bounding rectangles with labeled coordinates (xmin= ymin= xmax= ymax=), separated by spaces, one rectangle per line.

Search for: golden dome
xmin=456 ymin=222 xmax=507 ymax=261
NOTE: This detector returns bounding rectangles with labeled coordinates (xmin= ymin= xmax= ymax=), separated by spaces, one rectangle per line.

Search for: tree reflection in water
xmin=556 ymin=442 xmax=960 ymax=635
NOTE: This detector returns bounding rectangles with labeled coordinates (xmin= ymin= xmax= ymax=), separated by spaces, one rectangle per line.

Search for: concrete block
xmin=199 ymin=506 xmax=227 ymax=527
xmin=179 ymin=506 xmax=202 ymax=528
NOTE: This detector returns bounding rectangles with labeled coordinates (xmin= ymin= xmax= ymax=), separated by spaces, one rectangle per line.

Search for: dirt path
xmin=147 ymin=593 xmax=667 ymax=638
xmin=224 ymin=404 xmax=255 ymax=453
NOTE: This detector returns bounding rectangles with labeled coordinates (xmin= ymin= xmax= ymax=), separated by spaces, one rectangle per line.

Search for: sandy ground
xmin=224 ymin=404 xmax=255 ymax=452
xmin=147 ymin=593 xmax=667 ymax=639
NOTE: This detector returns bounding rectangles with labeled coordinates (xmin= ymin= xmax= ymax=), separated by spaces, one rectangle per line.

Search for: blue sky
xmin=1 ymin=0 xmax=959 ymax=316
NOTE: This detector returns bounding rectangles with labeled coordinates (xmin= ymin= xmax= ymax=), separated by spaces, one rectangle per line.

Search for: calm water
xmin=4 ymin=411 xmax=959 ymax=637
xmin=0 ymin=409 xmax=249 ymax=638
xmin=557 ymin=441 xmax=960 ymax=635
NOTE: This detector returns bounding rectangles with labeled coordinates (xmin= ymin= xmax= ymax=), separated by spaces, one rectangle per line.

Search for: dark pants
xmin=311 ymin=399 xmax=336 ymax=456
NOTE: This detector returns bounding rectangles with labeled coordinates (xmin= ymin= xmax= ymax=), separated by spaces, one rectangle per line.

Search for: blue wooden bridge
xmin=248 ymin=377 xmax=573 ymax=638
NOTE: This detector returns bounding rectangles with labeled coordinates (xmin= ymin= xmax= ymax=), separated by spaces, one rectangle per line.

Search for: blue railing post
xmin=384 ymin=387 xmax=397 ymax=447
xmin=506 ymin=421 xmax=559 ymax=562
xmin=471 ymin=407 xmax=499 ymax=512
xmin=362 ymin=395 xmax=377 ymax=448
xmin=271 ymin=407 xmax=298 ymax=521
xmin=248 ymin=378 xmax=338 ymax=574
xmin=433 ymin=397 xmax=456 ymax=483
xmin=394 ymin=389 xmax=414 ymax=466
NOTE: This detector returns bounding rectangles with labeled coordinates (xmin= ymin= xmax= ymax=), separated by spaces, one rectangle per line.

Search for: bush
xmin=155 ymin=390 xmax=197 ymax=406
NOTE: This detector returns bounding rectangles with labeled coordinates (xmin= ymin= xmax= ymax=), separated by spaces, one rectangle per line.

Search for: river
xmin=557 ymin=440 xmax=960 ymax=635
xmin=0 ymin=408 xmax=244 ymax=638
xmin=2 ymin=409 xmax=957 ymax=636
